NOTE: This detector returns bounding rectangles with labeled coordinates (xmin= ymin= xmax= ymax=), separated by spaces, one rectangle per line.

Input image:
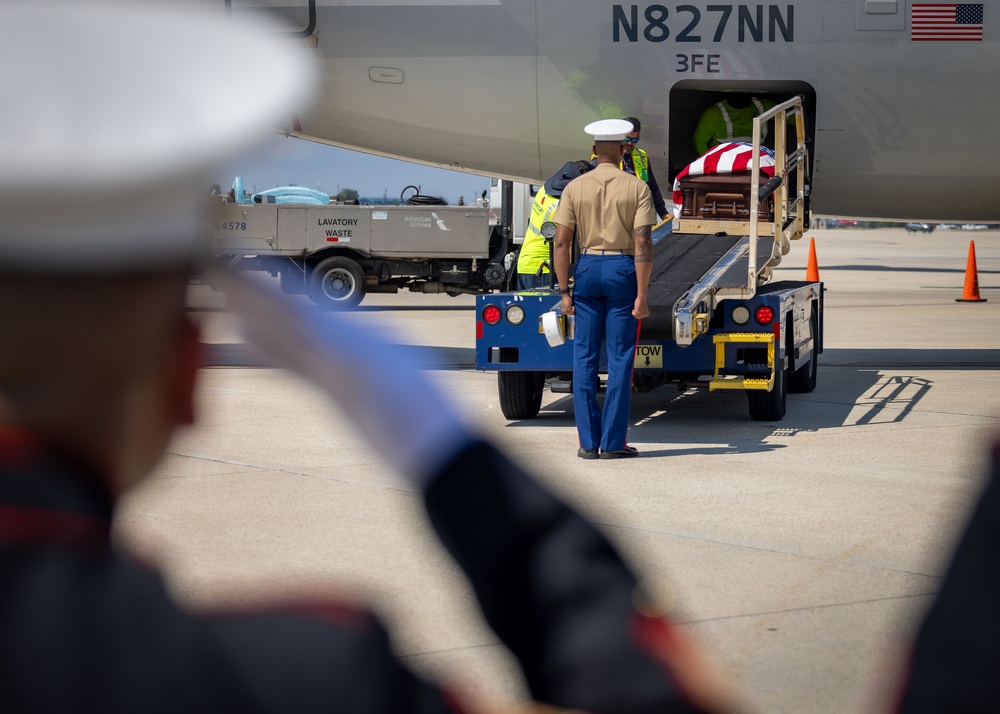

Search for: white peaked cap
xmin=583 ymin=119 xmax=634 ymax=142
xmin=0 ymin=1 xmax=318 ymax=272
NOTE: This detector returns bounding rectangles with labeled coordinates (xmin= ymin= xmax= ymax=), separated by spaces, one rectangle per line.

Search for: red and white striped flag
xmin=671 ymin=143 xmax=775 ymax=211
xmin=912 ymin=4 xmax=984 ymax=42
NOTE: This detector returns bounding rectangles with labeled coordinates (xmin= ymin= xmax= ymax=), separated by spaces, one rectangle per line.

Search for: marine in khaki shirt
xmin=554 ymin=162 xmax=657 ymax=254
xmin=552 ymin=119 xmax=656 ymax=459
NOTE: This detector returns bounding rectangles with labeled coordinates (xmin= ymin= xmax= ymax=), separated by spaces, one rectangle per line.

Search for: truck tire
xmin=788 ymin=311 xmax=819 ymax=393
xmin=310 ymin=256 xmax=366 ymax=309
xmin=747 ymin=360 xmax=786 ymax=421
xmin=498 ymin=371 xmax=545 ymax=419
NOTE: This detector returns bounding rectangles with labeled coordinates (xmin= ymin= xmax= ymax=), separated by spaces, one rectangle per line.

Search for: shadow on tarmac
xmin=823 ymin=347 xmax=1000 ymax=369
xmin=202 ymin=343 xmax=474 ymax=368
xmin=501 ymin=346 xmax=1000 ymax=456
xmin=187 ymin=301 xmax=473 ymax=314
xmin=355 ymin=304 xmax=475 ymax=312
xmin=820 ymin=265 xmax=1000 ymax=275
xmin=205 ymin=345 xmax=1000 ymax=370
xmin=202 ymin=341 xmax=998 ymax=456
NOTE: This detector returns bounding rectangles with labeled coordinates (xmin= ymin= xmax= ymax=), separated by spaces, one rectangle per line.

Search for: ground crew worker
xmin=693 ymin=94 xmax=775 ymax=156
xmin=515 ymin=160 xmax=592 ymax=290
xmin=0 ymin=4 xmax=729 ymax=713
xmin=553 ymin=119 xmax=657 ymax=459
xmin=622 ymin=117 xmax=670 ymax=221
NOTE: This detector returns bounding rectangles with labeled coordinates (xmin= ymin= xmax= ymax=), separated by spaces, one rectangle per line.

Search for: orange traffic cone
xmin=956 ymin=240 xmax=987 ymax=303
xmin=806 ymin=237 xmax=820 ymax=283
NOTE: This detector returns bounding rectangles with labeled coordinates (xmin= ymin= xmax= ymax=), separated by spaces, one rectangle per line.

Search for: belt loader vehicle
xmin=210 ymin=183 xmax=511 ymax=308
xmin=476 ymin=97 xmax=823 ymax=422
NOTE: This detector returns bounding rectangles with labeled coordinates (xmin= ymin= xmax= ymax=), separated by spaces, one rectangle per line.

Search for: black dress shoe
xmin=599 ymin=445 xmax=638 ymax=459
xmin=577 ymin=448 xmax=599 ymax=459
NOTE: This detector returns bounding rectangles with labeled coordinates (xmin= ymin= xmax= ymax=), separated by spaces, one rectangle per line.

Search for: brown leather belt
xmin=580 ymin=248 xmax=634 ymax=256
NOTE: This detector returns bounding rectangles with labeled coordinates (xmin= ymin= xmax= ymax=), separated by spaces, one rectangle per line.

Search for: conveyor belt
xmin=643 ymin=232 xmax=743 ymax=336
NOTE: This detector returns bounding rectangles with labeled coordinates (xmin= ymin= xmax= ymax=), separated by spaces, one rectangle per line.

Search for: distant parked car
xmin=905 ymin=222 xmax=935 ymax=233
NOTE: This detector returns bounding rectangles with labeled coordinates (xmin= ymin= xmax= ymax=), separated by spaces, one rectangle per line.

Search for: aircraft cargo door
xmin=668 ymin=81 xmax=816 ymax=188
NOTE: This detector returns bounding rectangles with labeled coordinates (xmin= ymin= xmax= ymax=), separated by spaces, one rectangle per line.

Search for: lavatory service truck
xmin=210 ymin=182 xmax=515 ymax=308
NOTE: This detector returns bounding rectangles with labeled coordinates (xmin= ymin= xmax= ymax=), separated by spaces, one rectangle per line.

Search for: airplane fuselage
xmin=267 ymin=1 xmax=998 ymax=221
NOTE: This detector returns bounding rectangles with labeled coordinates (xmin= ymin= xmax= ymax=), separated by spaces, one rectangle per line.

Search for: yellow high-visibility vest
xmin=516 ymin=187 xmax=559 ymax=275
xmin=588 ymin=148 xmax=651 ymax=182
xmin=623 ymin=147 xmax=650 ymax=183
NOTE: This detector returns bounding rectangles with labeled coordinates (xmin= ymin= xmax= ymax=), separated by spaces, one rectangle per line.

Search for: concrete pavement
xmin=114 ymin=227 xmax=1000 ymax=713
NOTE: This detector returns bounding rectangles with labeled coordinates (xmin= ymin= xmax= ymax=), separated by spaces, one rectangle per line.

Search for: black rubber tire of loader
xmin=498 ymin=371 xmax=545 ymax=419
xmin=748 ymin=359 xmax=787 ymax=421
xmin=788 ymin=312 xmax=819 ymax=394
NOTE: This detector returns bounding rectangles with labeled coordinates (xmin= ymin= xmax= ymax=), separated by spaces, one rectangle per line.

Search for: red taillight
xmin=482 ymin=305 xmax=502 ymax=325
xmin=754 ymin=305 xmax=774 ymax=325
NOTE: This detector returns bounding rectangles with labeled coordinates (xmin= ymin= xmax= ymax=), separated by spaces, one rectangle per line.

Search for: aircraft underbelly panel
xmin=300 ymin=56 xmax=541 ymax=180
xmin=285 ymin=0 xmax=1000 ymax=220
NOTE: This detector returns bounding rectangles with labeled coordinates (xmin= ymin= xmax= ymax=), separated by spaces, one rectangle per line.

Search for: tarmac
xmin=114 ymin=227 xmax=1000 ymax=714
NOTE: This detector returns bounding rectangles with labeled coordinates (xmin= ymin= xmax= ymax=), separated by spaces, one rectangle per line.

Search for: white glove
xmin=221 ymin=272 xmax=477 ymax=488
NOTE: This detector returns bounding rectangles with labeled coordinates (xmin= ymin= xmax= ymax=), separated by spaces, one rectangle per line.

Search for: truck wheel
xmin=748 ymin=360 xmax=786 ymax=421
xmin=788 ymin=312 xmax=819 ymax=394
xmin=498 ymin=371 xmax=545 ymax=419
xmin=310 ymin=256 xmax=366 ymax=309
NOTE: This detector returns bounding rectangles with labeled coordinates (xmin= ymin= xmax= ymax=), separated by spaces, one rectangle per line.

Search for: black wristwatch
xmin=559 ymin=288 xmax=571 ymax=295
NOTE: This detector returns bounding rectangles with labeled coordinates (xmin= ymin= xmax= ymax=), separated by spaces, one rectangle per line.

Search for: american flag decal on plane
xmin=912 ymin=4 xmax=984 ymax=42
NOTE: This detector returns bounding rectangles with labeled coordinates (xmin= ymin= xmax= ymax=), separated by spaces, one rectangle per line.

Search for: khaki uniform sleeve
xmin=553 ymin=184 xmax=576 ymax=230
xmin=634 ymin=183 xmax=657 ymax=230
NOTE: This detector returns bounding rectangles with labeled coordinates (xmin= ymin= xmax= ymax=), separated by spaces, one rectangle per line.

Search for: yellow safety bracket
xmin=692 ymin=313 xmax=710 ymax=340
xmin=710 ymin=332 xmax=775 ymax=392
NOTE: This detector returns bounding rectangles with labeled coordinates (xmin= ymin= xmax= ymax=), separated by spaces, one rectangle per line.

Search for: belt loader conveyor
xmin=642 ymin=229 xmax=779 ymax=344
xmin=474 ymin=95 xmax=823 ymax=422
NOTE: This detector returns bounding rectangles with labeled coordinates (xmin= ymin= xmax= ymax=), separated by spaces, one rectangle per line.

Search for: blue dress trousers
xmin=572 ymin=252 xmax=640 ymax=452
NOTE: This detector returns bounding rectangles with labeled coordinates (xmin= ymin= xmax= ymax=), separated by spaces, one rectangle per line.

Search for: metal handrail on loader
xmin=671 ymin=96 xmax=809 ymax=347
xmin=708 ymin=96 xmax=809 ymax=393
xmin=726 ymin=94 xmax=809 ymax=299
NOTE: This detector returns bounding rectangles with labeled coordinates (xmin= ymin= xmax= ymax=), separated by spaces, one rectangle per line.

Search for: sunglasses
xmin=624 ymin=137 xmax=639 ymax=144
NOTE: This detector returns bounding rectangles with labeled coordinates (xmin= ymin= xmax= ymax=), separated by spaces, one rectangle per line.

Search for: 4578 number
xmin=215 ymin=221 xmax=247 ymax=231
